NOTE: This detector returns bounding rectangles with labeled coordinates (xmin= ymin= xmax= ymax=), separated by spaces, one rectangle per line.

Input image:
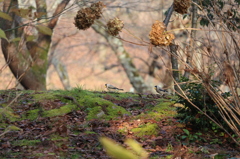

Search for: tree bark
xmin=48 ymin=37 xmax=71 ymax=90
xmin=52 ymin=58 xmax=71 ymax=90
xmin=0 ymin=0 xmax=70 ymax=90
xmin=170 ymin=43 xmax=180 ymax=93
xmin=164 ymin=3 xmax=179 ymax=94
xmin=183 ymin=0 xmax=198 ymax=79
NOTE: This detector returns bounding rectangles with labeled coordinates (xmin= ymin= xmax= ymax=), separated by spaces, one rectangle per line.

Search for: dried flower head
xmin=90 ymin=1 xmax=105 ymax=19
xmin=74 ymin=1 xmax=105 ymax=30
xmin=149 ymin=20 xmax=175 ymax=46
xmin=173 ymin=0 xmax=191 ymax=14
xmin=107 ymin=17 xmax=124 ymax=36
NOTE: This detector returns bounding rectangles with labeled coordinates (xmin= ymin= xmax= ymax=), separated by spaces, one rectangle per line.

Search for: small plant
xmin=177 ymin=76 xmax=231 ymax=132
xmin=180 ymin=129 xmax=203 ymax=144
xmin=210 ymin=138 xmax=222 ymax=145
xmin=210 ymin=121 xmax=220 ymax=133
xmin=166 ymin=143 xmax=174 ymax=152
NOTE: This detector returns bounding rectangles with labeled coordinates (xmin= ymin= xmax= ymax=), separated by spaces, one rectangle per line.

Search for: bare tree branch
xmin=92 ymin=21 xmax=151 ymax=93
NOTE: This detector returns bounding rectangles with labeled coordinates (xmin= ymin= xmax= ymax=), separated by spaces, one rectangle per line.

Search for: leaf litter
xmin=0 ymin=89 xmax=239 ymax=158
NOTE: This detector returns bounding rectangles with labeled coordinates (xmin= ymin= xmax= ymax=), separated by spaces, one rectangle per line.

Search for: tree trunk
xmin=0 ymin=0 xmax=70 ymax=90
xmin=170 ymin=43 xmax=180 ymax=94
xmin=48 ymin=38 xmax=71 ymax=90
xmin=183 ymin=0 xmax=198 ymax=79
xmin=92 ymin=21 xmax=151 ymax=93
xmin=164 ymin=3 xmax=179 ymax=94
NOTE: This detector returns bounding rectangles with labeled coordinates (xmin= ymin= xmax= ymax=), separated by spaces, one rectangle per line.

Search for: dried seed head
xmin=74 ymin=1 xmax=105 ymax=30
xmin=107 ymin=17 xmax=124 ymax=36
xmin=173 ymin=0 xmax=191 ymax=14
xmin=90 ymin=1 xmax=105 ymax=19
xmin=149 ymin=20 xmax=175 ymax=46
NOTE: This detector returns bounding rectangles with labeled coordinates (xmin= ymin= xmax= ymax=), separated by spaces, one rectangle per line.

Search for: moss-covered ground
xmin=0 ymin=88 xmax=239 ymax=158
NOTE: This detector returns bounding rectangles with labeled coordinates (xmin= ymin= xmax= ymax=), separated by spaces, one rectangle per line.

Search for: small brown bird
xmin=154 ymin=85 xmax=168 ymax=94
xmin=105 ymin=84 xmax=124 ymax=91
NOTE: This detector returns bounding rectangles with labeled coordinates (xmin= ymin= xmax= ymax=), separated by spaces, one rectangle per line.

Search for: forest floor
xmin=0 ymin=88 xmax=239 ymax=159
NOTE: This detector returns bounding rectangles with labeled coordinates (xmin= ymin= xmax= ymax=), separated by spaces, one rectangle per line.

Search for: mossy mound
xmin=132 ymin=123 xmax=159 ymax=137
xmin=0 ymin=88 xmax=179 ymax=158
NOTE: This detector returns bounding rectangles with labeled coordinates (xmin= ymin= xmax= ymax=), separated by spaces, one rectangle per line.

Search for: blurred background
xmin=0 ymin=0 xmax=239 ymax=93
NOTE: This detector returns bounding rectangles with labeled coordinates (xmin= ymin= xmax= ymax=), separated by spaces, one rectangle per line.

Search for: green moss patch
xmin=50 ymin=134 xmax=69 ymax=141
xmin=0 ymin=106 xmax=20 ymax=121
xmin=86 ymin=106 xmax=103 ymax=120
xmin=105 ymin=105 xmax=129 ymax=120
xmin=12 ymin=139 xmax=40 ymax=146
xmin=135 ymin=100 xmax=176 ymax=121
xmin=86 ymin=104 xmax=129 ymax=120
xmin=118 ymin=127 xmax=128 ymax=135
xmin=84 ymin=131 xmax=97 ymax=134
xmin=131 ymin=123 xmax=159 ymax=137
xmin=43 ymin=104 xmax=77 ymax=117
xmin=24 ymin=109 xmax=41 ymax=120
xmin=32 ymin=91 xmax=59 ymax=101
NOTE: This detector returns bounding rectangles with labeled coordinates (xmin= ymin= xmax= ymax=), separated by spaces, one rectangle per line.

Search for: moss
xmin=66 ymin=88 xmax=110 ymax=107
xmin=32 ymin=92 xmax=58 ymax=101
xmin=0 ymin=90 xmax=32 ymax=97
xmin=12 ymin=139 xmax=40 ymax=146
xmin=84 ymin=131 xmax=97 ymax=134
xmin=118 ymin=127 xmax=128 ymax=135
xmin=131 ymin=123 xmax=159 ymax=137
xmin=86 ymin=106 xmax=103 ymax=120
xmin=68 ymin=89 xmax=130 ymax=120
xmin=50 ymin=134 xmax=68 ymax=147
xmin=25 ymin=109 xmax=40 ymax=120
xmin=33 ymin=153 xmax=44 ymax=157
xmin=152 ymin=101 xmax=176 ymax=116
xmin=154 ymin=100 xmax=175 ymax=110
xmin=43 ymin=104 xmax=77 ymax=117
xmin=4 ymin=152 xmax=23 ymax=158
xmin=69 ymin=152 xmax=84 ymax=159
xmin=50 ymin=134 xmax=68 ymax=141
xmin=78 ymin=96 xmax=100 ymax=108
xmin=136 ymin=100 xmax=176 ymax=121
xmin=138 ymin=112 xmax=164 ymax=121
xmin=31 ymin=63 xmax=47 ymax=86
xmin=6 ymin=125 xmax=21 ymax=131
xmin=69 ymin=87 xmax=92 ymax=97
xmin=86 ymin=103 xmax=129 ymax=120
xmin=105 ymin=92 xmax=139 ymax=100
xmin=0 ymin=106 xmax=20 ymax=122
xmin=0 ymin=123 xmax=8 ymax=128
xmin=105 ymin=105 xmax=129 ymax=120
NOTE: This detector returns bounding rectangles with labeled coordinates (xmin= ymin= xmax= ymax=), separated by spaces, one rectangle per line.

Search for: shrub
xmin=177 ymin=76 xmax=230 ymax=132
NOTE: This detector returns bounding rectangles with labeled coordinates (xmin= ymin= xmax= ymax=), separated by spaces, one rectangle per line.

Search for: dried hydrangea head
xmin=90 ymin=1 xmax=105 ymax=19
xmin=173 ymin=0 xmax=191 ymax=14
xmin=74 ymin=1 xmax=105 ymax=30
xmin=107 ymin=17 xmax=124 ymax=36
xmin=74 ymin=8 xmax=95 ymax=30
xmin=149 ymin=20 xmax=175 ymax=46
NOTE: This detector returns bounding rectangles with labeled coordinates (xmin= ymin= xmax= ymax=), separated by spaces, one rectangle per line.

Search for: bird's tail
xmin=118 ymin=89 xmax=124 ymax=91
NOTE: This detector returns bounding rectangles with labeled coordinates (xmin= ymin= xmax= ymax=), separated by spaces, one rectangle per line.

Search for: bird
xmin=154 ymin=85 xmax=168 ymax=94
xmin=105 ymin=84 xmax=124 ymax=91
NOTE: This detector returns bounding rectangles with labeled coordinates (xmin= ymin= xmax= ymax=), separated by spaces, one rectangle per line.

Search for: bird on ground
xmin=154 ymin=85 xmax=168 ymax=94
xmin=105 ymin=84 xmax=124 ymax=91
